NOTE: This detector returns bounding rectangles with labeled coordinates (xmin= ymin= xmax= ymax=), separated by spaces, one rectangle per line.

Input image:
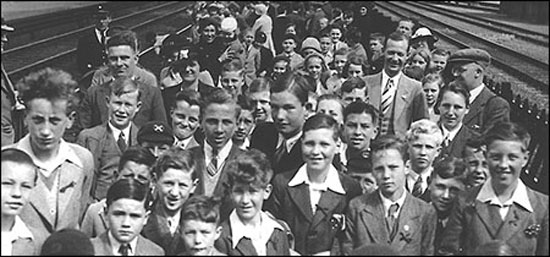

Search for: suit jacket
xmin=76 ymin=122 xmax=139 ymax=200
xmin=440 ymin=124 xmax=480 ymax=159
xmin=343 ymin=190 xmax=437 ymax=255
xmin=265 ymin=169 xmax=362 ymax=255
xmin=189 ymin=143 xmax=246 ymax=220
xmin=76 ymin=29 xmax=106 ymax=75
xmin=141 ymin=203 xmax=186 ymax=255
xmin=364 ymin=72 xmax=429 ymax=138
xmin=80 ymin=199 xmax=108 ymax=238
xmin=250 ymin=122 xmax=304 ymax=175
xmin=91 ymin=232 xmax=165 ymax=256
xmin=438 ymin=185 xmax=549 ymax=255
xmin=463 ymin=86 xmax=510 ymax=134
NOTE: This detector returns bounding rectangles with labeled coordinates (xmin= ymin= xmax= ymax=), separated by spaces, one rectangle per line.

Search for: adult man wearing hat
xmin=447 ymin=48 xmax=510 ymax=133
xmin=76 ymin=5 xmax=111 ymax=78
xmin=2 ymin=17 xmax=25 ymax=146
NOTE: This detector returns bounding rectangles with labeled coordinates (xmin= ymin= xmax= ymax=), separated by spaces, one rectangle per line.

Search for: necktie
xmin=207 ymin=149 xmax=218 ymax=176
xmin=442 ymin=134 xmax=451 ymax=149
xmin=379 ymin=78 xmax=394 ymax=136
xmin=386 ymin=203 xmax=399 ymax=240
xmin=273 ymin=138 xmax=287 ymax=165
xmin=412 ymin=175 xmax=423 ymax=197
xmin=117 ymin=132 xmax=127 ymax=152
xmin=118 ymin=244 xmax=130 ymax=256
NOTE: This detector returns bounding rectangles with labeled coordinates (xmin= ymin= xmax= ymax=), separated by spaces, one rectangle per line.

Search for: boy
xmin=340 ymin=77 xmax=368 ymax=107
xmin=461 ymin=138 xmax=490 ymax=189
xmin=81 ymin=146 xmax=156 ymax=238
xmin=216 ymin=149 xmax=292 ymax=255
xmin=266 ymin=113 xmax=362 ymax=255
xmin=180 ymin=195 xmax=225 ymax=256
xmin=271 ymin=55 xmax=291 ymax=81
xmin=280 ymin=33 xmax=304 ymax=71
xmin=233 ymin=98 xmax=256 ymax=150
xmin=428 ymin=48 xmax=450 ymax=74
xmin=439 ymin=121 xmax=549 ymax=255
xmin=1 ymin=148 xmax=37 ymax=256
xmin=171 ymin=90 xmax=201 ymax=150
xmin=367 ymin=33 xmax=385 ymax=75
xmin=220 ymin=58 xmax=246 ymax=101
xmin=91 ymin=178 xmax=164 ymax=255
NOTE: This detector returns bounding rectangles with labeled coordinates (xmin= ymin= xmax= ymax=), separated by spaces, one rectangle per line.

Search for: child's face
xmin=317 ymin=99 xmax=344 ymax=125
xmin=182 ymin=219 xmax=222 ymax=256
xmin=410 ymin=54 xmax=428 ymax=72
xmin=372 ymin=148 xmax=406 ymax=199
xmin=438 ymin=91 xmax=469 ymax=131
xmin=341 ymin=87 xmax=367 ymax=107
xmin=347 ymin=63 xmax=364 ymax=78
xmin=422 ymin=81 xmax=440 ymax=106
xmin=230 ymin=182 xmax=271 ymax=223
xmin=141 ymin=142 xmax=171 ymax=158
xmin=107 ymin=198 xmax=149 ymax=244
xmin=344 ymin=112 xmax=377 ymax=152
xmin=273 ymin=60 xmax=288 ymax=75
xmin=233 ymin=109 xmax=255 ymax=142
xmin=117 ymin=160 xmax=152 ymax=184
xmin=407 ymin=134 xmax=441 ymax=173
xmin=1 ymin=161 xmax=35 ymax=217
xmin=350 ymin=172 xmax=377 ymax=194
xmin=157 ymin=168 xmax=196 ymax=215
xmin=429 ymin=54 xmax=448 ymax=73
xmin=243 ymin=31 xmax=255 ymax=46
xmin=429 ymin=174 xmax=464 ymax=214
xmin=285 ymin=26 xmax=296 ymax=35
xmin=171 ymin=100 xmax=201 ymax=141
xmin=282 ymin=39 xmax=296 ymax=53
xmin=463 ymin=146 xmax=489 ymax=188
xmin=306 ymin=57 xmax=323 ymax=80
xmin=221 ymin=71 xmax=244 ymax=100
xmin=486 ymin=140 xmax=528 ymax=192
xmin=330 ymin=28 xmax=342 ymax=43
xmin=249 ymin=90 xmax=271 ymax=123
xmin=302 ymin=128 xmax=339 ymax=173
xmin=369 ymin=39 xmax=384 ymax=56
xmin=319 ymin=37 xmax=332 ymax=54
xmin=333 ymin=54 xmax=348 ymax=74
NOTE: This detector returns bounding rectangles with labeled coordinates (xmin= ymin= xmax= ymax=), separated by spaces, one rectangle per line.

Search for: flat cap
xmin=448 ymin=48 xmax=491 ymax=68
xmin=301 ymin=36 xmax=321 ymax=54
xmin=137 ymin=121 xmax=174 ymax=145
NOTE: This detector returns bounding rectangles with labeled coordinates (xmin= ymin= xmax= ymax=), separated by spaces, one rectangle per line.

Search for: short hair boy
xmin=180 ymin=195 xmax=224 ymax=256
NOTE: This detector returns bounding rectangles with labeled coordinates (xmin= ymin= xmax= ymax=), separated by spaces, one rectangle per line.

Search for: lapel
xmin=192 ymin=147 xmax=207 ymax=195
xmin=57 ymin=158 xmax=82 ymax=220
xmin=129 ymin=122 xmax=139 ymax=147
xmin=463 ymin=87 xmax=492 ymax=125
xmin=234 ymin=238 xmax=259 ymax=256
xmin=447 ymin=126 xmax=467 ymax=155
xmin=311 ymin=189 xmax=345 ymax=228
xmin=213 ymin=145 xmax=242 ymax=196
xmin=393 ymin=76 xmax=413 ymax=123
xmin=473 ymin=200 xmax=503 ymax=239
xmin=367 ymin=73 xmax=383 ymax=107
xmin=360 ymin=192 xmax=390 ymax=243
xmin=394 ymin=193 xmax=422 ymax=244
xmin=28 ymin=176 xmax=55 ymax=228
xmin=98 ymin=232 xmax=114 ymax=255
xmin=288 ymin=183 xmax=314 ymax=222
xmin=496 ymin=203 xmax=530 ymax=241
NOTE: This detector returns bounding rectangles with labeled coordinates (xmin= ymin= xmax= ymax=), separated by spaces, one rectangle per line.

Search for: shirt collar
xmin=476 ymin=178 xmax=533 ymax=212
xmin=288 ymin=163 xmax=346 ymax=194
xmin=174 ymin=136 xmax=193 ymax=149
xmin=379 ymin=189 xmax=407 ymax=217
xmin=441 ymin=123 xmax=462 ymax=141
xmin=2 ymin=215 xmax=34 ymax=243
xmin=108 ymin=122 xmax=131 ymax=142
xmin=469 ymin=83 xmax=485 ymax=104
xmin=229 ymin=210 xmax=283 ymax=249
xmin=278 ymin=131 xmax=302 ymax=153
xmin=108 ymin=230 xmax=139 ymax=256
xmin=16 ymin=134 xmax=83 ymax=171
xmin=204 ymin=140 xmax=233 ymax=162
xmin=382 ymin=70 xmax=402 ymax=88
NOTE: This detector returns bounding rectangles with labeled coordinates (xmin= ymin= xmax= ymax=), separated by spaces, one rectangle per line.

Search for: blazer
xmin=250 ymin=122 xmax=304 ymax=175
xmin=265 ymin=169 xmax=362 ymax=255
xmin=76 ymin=122 xmax=139 ymax=200
xmin=364 ymin=72 xmax=429 ymax=138
xmin=141 ymin=203 xmax=186 ymax=256
xmin=342 ymin=190 xmax=437 ymax=255
xmin=463 ymin=86 xmax=510 ymax=134
xmin=440 ymin=124 xmax=480 ymax=159
xmin=215 ymin=216 xmax=291 ymax=255
xmin=189 ymin=143 xmax=246 ymax=220
xmin=91 ymin=232 xmax=165 ymax=256
xmin=76 ymin=29 xmax=106 ymax=75
xmin=80 ymin=199 xmax=109 ymax=238
xmin=438 ymin=185 xmax=549 ymax=255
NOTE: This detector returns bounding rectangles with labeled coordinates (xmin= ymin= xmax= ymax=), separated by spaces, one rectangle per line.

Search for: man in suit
xmin=447 ymin=48 xmax=510 ymax=134
xmin=343 ymin=134 xmax=437 ymax=255
xmin=79 ymin=29 xmax=167 ymax=129
xmin=189 ymin=89 xmax=245 ymax=219
xmin=404 ymin=119 xmax=443 ymax=202
xmin=77 ymin=77 xmax=141 ymax=200
xmin=438 ymin=82 xmax=480 ymax=158
xmin=76 ymin=5 xmax=111 ymax=77
xmin=7 ymin=68 xmax=94 ymax=251
xmin=439 ymin=122 xmax=549 ymax=255
xmin=169 ymin=90 xmax=201 ymax=150
xmin=266 ymin=114 xmax=362 ymax=255
xmin=363 ymin=32 xmax=429 ymax=138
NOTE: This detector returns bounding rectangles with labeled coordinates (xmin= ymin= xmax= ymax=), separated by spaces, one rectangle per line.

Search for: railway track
xmin=4 ymin=1 xmax=192 ymax=83
xmin=375 ymin=1 xmax=549 ymax=94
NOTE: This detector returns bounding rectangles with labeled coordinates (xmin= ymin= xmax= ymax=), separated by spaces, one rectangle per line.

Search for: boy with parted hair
xmin=215 ymin=149 xmax=292 ymax=255
xmin=180 ymin=195 xmax=225 ymax=256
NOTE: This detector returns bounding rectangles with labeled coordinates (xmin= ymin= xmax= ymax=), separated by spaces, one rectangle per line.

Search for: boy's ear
xmin=263 ymin=184 xmax=273 ymax=200
xmin=214 ymin=225 xmax=223 ymax=240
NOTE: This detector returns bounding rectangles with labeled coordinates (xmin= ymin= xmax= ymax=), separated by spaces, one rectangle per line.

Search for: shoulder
xmin=68 ymin=142 xmax=93 ymax=159
xmin=339 ymin=172 xmax=363 ymax=196
xmin=78 ymin=125 xmax=107 ymax=138
xmin=137 ymin=68 xmax=157 ymax=84
xmin=137 ymin=235 xmax=165 ymax=255
xmin=349 ymin=193 xmax=371 ymax=210
xmin=272 ymin=169 xmax=297 ymax=187
xmin=527 ymin=187 xmax=549 ymax=211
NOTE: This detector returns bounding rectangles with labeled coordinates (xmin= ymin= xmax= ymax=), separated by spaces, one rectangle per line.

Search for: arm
xmin=421 ymin=205 xmax=437 ymax=255
xmin=482 ymin=96 xmax=510 ymax=132
xmin=341 ymin=199 xmax=359 ymax=256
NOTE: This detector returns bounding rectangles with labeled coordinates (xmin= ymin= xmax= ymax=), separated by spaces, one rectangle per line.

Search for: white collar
xmin=441 ymin=123 xmax=462 ymax=141
xmin=109 ymin=122 xmax=131 ymax=143
xmin=288 ymin=163 xmax=346 ymax=194
xmin=238 ymin=137 xmax=251 ymax=150
xmin=469 ymin=83 xmax=485 ymax=104
xmin=229 ymin=210 xmax=283 ymax=251
xmin=16 ymin=134 xmax=83 ymax=173
xmin=278 ymin=131 xmax=302 ymax=154
xmin=379 ymin=189 xmax=407 ymax=217
xmin=476 ymin=178 xmax=533 ymax=212
xmin=174 ymin=136 xmax=193 ymax=149
xmin=108 ymin=230 xmax=139 ymax=256
xmin=204 ymin=140 xmax=233 ymax=164
xmin=2 ymin=215 xmax=34 ymax=242
xmin=407 ymin=166 xmax=432 ymax=182
xmin=382 ymin=70 xmax=402 ymax=89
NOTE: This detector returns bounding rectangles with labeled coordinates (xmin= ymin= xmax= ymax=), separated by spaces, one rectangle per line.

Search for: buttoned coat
xmin=80 ymin=199 xmax=109 ymax=238
xmin=76 ymin=29 xmax=106 ymax=75
xmin=438 ymin=185 xmax=549 ymax=255
xmin=141 ymin=203 xmax=186 ymax=256
xmin=265 ymin=169 xmax=362 ymax=255
xmin=342 ymin=190 xmax=437 ymax=255
xmin=463 ymin=86 xmax=510 ymax=133
xmin=439 ymin=124 xmax=480 ymax=159
xmin=364 ymin=72 xmax=429 ymax=138
xmin=91 ymin=232 xmax=165 ymax=255
xmin=76 ymin=122 xmax=139 ymax=200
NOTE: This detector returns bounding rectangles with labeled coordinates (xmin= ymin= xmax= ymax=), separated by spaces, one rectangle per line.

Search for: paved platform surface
xmin=1 ymin=1 xmax=106 ymax=21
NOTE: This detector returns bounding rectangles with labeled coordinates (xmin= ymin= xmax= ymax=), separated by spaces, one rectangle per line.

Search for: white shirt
xmin=406 ymin=166 xmax=433 ymax=194
xmin=167 ymin=211 xmax=181 ymax=235
xmin=229 ymin=210 xmax=284 ymax=255
xmin=476 ymin=178 xmax=533 ymax=220
xmin=1 ymin=216 xmax=34 ymax=256
xmin=108 ymin=230 xmax=139 ymax=256
xmin=277 ymin=131 xmax=303 ymax=154
xmin=441 ymin=123 xmax=462 ymax=142
xmin=174 ymin=136 xmax=193 ymax=149
xmin=95 ymin=28 xmax=107 ymax=44
xmin=204 ymin=140 xmax=233 ymax=169
xmin=17 ymin=134 xmax=83 ymax=176
xmin=109 ymin=122 xmax=131 ymax=147
xmin=379 ymin=189 xmax=407 ymax=218
xmin=288 ymin=164 xmax=346 ymax=213
xmin=469 ymin=83 xmax=485 ymax=104
xmin=381 ymin=70 xmax=402 ymax=98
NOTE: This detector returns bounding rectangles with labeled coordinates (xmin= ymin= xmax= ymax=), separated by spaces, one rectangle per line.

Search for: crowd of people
xmin=1 ymin=1 xmax=548 ymax=256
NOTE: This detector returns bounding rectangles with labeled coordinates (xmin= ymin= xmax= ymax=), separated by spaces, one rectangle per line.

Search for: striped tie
xmin=379 ymin=78 xmax=394 ymax=135
xmin=117 ymin=132 xmax=127 ymax=152
xmin=412 ymin=176 xmax=423 ymax=197
xmin=207 ymin=150 xmax=218 ymax=176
